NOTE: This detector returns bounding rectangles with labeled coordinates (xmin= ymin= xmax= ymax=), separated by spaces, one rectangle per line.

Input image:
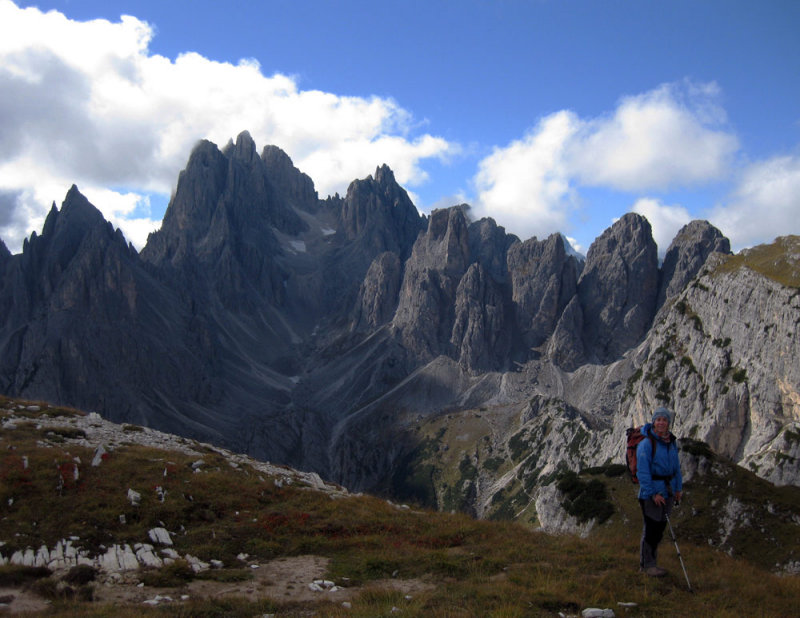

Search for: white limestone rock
xmin=127 ymin=488 xmax=141 ymax=506
xmin=148 ymin=527 xmax=173 ymax=545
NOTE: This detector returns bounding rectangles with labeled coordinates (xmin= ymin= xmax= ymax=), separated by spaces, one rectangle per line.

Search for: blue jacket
xmin=637 ymin=423 xmax=683 ymax=500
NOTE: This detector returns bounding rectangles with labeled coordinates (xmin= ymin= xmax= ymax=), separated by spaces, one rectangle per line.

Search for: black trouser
xmin=639 ymin=496 xmax=673 ymax=568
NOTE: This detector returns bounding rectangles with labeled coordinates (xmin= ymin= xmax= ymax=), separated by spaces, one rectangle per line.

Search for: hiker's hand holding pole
xmin=674 ymin=490 xmax=682 ymax=506
xmin=652 ymin=493 xmax=666 ymax=506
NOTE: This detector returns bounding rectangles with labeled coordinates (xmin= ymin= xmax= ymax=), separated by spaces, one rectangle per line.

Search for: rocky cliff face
xmin=656 ymin=219 xmax=731 ymax=310
xmin=1 ymin=133 xmax=797 ymax=534
xmin=619 ymin=247 xmax=800 ymax=485
xmin=0 ymin=187 xmax=218 ymax=438
xmin=577 ymin=213 xmax=660 ymax=364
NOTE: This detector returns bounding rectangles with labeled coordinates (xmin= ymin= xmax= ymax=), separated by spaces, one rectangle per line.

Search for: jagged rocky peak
xmin=451 ymin=260 xmax=511 ymax=372
xmin=30 ymin=186 xmax=110 ymax=269
xmin=222 ymin=130 xmax=258 ymax=164
xmin=143 ymin=132 xmax=312 ymax=267
xmin=392 ymin=206 xmax=472 ymax=361
xmin=508 ymin=232 xmax=580 ymax=351
xmin=354 ymin=251 xmax=403 ymax=330
xmin=159 ymin=139 xmax=228 ymax=234
xmin=340 ymin=164 xmax=425 ymax=258
xmin=578 ymin=212 xmax=659 ymax=362
xmin=53 ymin=185 xmax=107 ymax=232
xmin=0 ymin=238 xmax=10 ymax=264
xmin=657 ymin=219 xmax=731 ymax=309
xmin=467 ymin=216 xmax=517 ymax=284
xmin=417 ymin=206 xmax=471 ymax=276
xmin=261 ymin=145 xmax=318 ymax=212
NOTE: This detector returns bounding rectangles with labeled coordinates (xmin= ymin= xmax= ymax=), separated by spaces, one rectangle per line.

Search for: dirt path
xmin=0 ymin=555 xmax=434 ymax=613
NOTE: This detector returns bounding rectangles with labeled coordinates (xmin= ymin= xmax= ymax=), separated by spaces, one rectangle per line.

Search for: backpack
xmin=625 ymin=426 xmax=653 ymax=484
xmin=625 ymin=425 xmax=675 ymax=484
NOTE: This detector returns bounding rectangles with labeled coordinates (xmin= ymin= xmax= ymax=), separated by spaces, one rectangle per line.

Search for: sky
xmin=1 ymin=0 xmax=799 ymax=257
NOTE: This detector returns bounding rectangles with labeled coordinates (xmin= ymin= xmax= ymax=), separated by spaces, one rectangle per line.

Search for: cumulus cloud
xmin=571 ymin=82 xmax=738 ymax=191
xmin=0 ymin=1 xmax=455 ymax=252
xmin=708 ymin=155 xmax=800 ymax=252
xmin=472 ymin=110 xmax=580 ymax=242
xmin=472 ymin=80 xmax=740 ymax=243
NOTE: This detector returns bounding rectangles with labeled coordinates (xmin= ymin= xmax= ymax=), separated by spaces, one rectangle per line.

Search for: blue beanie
xmin=652 ymin=407 xmax=672 ymax=424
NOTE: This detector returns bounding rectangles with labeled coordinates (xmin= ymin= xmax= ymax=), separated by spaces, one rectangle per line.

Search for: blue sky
xmin=1 ymin=0 xmax=799 ymax=256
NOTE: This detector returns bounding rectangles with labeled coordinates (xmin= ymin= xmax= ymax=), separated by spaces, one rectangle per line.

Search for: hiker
xmin=637 ymin=407 xmax=683 ymax=577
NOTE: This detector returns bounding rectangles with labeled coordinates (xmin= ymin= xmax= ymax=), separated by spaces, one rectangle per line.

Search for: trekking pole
xmin=665 ymin=513 xmax=693 ymax=592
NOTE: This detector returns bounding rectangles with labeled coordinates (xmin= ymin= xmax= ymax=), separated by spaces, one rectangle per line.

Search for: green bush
xmin=63 ymin=564 xmax=97 ymax=585
xmin=139 ymin=559 xmax=195 ymax=587
xmin=680 ymin=438 xmax=714 ymax=459
xmin=556 ymin=471 xmax=614 ymax=524
xmin=0 ymin=565 xmax=51 ymax=586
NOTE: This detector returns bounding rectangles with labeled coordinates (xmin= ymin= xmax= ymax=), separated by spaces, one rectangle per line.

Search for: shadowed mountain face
xmin=2 ymin=132 xmax=798 ymax=510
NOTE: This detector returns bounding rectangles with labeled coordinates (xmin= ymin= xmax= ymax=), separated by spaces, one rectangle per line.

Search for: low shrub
xmin=139 ymin=559 xmax=195 ymax=587
xmin=0 ymin=565 xmax=51 ymax=586
xmin=556 ymin=471 xmax=614 ymax=524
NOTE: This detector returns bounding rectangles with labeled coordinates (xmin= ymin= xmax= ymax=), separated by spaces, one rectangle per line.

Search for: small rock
xmin=127 ymin=488 xmax=141 ymax=506
xmin=148 ymin=527 xmax=173 ymax=546
xmin=582 ymin=609 xmax=615 ymax=618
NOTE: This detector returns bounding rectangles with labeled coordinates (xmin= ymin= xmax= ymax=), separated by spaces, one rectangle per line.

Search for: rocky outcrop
xmin=261 ymin=144 xmax=318 ymax=212
xmin=0 ymin=399 xmax=348 ymax=575
xmin=141 ymin=131 xmax=303 ymax=312
xmin=0 ymin=131 xmax=796 ymax=510
xmin=451 ymin=262 xmax=510 ymax=372
xmin=393 ymin=207 xmax=471 ymax=362
xmin=353 ymin=252 xmax=403 ymax=329
xmin=547 ymin=296 xmax=586 ymax=370
xmin=0 ymin=238 xmax=10 ymax=270
xmin=338 ymin=164 xmax=425 ymax=261
xmin=0 ymin=187 xmax=217 ymax=435
xmin=657 ymin=219 xmax=731 ymax=310
xmin=619 ymin=246 xmax=800 ymax=485
xmin=577 ymin=213 xmax=659 ymax=363
xmin=508 ymin=233 xmax=580 ymax=353
xmin=467 ymin=216 xmax=516 ymax=284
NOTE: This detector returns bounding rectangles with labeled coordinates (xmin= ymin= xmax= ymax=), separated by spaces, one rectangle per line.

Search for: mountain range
xmin=1 ymin=131 xmax=798 ymax=524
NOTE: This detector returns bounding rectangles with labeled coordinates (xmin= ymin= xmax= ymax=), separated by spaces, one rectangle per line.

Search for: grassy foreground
xmin=1 ymin=398 xmax=798 ymax=616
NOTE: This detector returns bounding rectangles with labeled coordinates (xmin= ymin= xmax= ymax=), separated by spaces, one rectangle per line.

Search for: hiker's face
xmin=654 ymin=416 xmax=669 ymax=434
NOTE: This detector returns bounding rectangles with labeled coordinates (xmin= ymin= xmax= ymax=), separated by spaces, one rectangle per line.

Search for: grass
xmin=1 ymin=396 xmax=799 ymax=616
xmin=713 ymin=235 xmax=800 ymax=288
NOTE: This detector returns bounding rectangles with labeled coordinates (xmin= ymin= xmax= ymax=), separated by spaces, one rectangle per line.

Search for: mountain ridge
xmin=1 ymin=133 xmax=798 ymax=530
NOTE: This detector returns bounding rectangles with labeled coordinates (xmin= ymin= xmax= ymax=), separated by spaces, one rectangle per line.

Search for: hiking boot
xmin=644 ymin=566 xmax=667 ymax=577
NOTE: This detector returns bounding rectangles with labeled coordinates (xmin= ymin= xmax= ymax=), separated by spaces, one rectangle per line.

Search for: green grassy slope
xmin=1 ymin=397 xmax=799 ymax=617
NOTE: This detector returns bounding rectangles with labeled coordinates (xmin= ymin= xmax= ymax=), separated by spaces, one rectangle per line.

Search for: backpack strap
xmin=647 ymin=431 xmax=673 ymax=482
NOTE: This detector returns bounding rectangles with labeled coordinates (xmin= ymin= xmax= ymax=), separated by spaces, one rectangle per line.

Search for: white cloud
xmin=571 ymin=82 xmax=739 ymax=191
xmin=0 ymin=1 xmax=455 ymax=252
xmin=631 ymin=198 xmax=692 ymax=256
xmin=472 ymin=80 xmax=739 ymax=244
xmin=472 ymin=110 xmax=581 ymax=242
xmin=708 ymin=155 xmax=800 ymax=252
